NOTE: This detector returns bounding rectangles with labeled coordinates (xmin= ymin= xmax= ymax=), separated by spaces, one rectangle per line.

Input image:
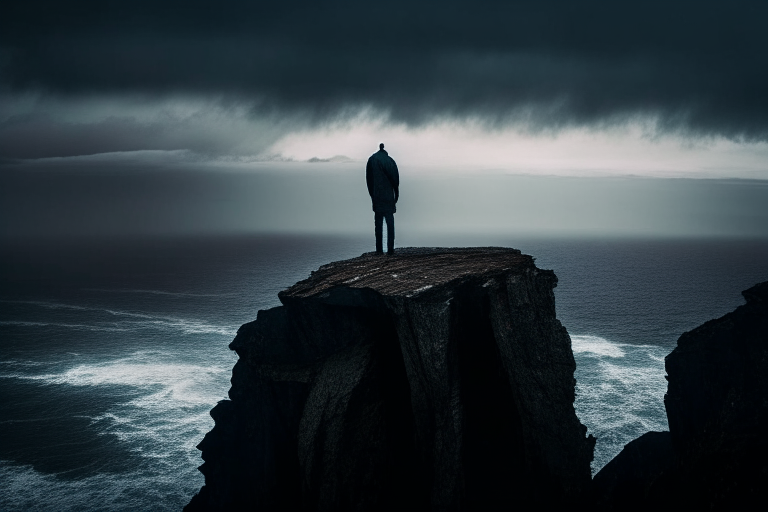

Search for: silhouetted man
xmin=366 ymin=143 xmax=399 ymax=254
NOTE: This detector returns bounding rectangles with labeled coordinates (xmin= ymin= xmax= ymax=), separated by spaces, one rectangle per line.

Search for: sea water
xmin=1 ymin=235 xmax=766 ymax=511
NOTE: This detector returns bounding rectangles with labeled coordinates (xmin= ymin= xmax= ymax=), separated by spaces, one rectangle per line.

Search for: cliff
xmin=593 ymin=281 xmax=768 ymax=509
xmin=185 ymin=247 xmax=595 ymax=511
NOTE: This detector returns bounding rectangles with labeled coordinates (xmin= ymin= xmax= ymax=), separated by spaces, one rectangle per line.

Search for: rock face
xmin=185 ymin=247 xmax=595 ymax=511
xmin=662 ymin=280 xmax=768 ymax=508
xmin=591 ymin=431 xmax=675 ymax=508
xmin=593 ymin=281 xmax=768 ymax=509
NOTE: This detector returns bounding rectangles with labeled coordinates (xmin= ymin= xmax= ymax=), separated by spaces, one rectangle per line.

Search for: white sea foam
xmin=571 ymin=334 xmax=626 ymax=358
xmin=100 ymin=316 xmax=237 ymax=336
xmin=571 ymin=335 xmax=671 ymax=474
xmin=1 ymin=298 xmax=237 ymax=495
xmin=134 ymin=318 xmax=236 ymax=336
xmin=6 ymin=350 xmax=235 ymax=475
xmin=0 ymin=460 xmax=201 ymax=512
xmin=27 ymin=351 xmax=228 ymax=403
xmin=102 ymin=309 xmax=236 ymax=336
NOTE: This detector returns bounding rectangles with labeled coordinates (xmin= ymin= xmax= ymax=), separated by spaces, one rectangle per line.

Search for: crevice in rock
xmin=342 ymin=306 xmax=425 ymax=510
xmin=456 ymin=286 xmax=526 ymax=509
xmin=300 ymin=301 xmax=426 ymax=511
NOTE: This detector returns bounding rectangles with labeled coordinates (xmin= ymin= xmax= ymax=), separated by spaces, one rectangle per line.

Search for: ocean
xmin=1 ymin=234 xmax=766 ymax=511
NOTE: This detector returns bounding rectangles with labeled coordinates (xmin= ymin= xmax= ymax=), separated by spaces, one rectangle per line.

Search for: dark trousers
xmin=374 ymin=212 xmax=395 ymax=253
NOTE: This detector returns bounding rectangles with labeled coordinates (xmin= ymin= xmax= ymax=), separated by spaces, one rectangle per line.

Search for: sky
xmin=2 ymin=1 xmax=768 ymax=238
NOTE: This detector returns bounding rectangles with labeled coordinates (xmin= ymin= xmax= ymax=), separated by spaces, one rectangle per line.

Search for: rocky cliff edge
xmin=185 ymin=247 xmax=595 ymax=511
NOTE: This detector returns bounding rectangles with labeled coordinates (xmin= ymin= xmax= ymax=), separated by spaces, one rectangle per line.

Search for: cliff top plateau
xmin=281 ymin=247 xmax=532 ymax=299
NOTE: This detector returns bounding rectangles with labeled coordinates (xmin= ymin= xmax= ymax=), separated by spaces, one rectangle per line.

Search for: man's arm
xmin=365 ymin=159 xmax=374 ymax=197
xmin=389 ymin=159 xmax=399 ymax=203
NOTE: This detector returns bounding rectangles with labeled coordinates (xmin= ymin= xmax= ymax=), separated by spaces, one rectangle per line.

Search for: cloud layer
xmin=0 ymin=95 xmax=294 ymax=159
xmin=3 ymin=0 xmax=768 ymax=150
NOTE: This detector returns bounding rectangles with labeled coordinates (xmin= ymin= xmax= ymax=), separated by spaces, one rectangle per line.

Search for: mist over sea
xmin=1 ymin=234 xmax=767 ymax=511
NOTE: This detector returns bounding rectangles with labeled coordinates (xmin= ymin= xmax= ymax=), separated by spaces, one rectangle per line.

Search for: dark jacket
xmin=366 ymin=149 xmax=399 ymax=213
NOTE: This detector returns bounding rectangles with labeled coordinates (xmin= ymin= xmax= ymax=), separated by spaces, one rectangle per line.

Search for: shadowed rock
xmin=185 ymin=247 xmax=595 ymax=511
xmin=592 ymin=431 xmax=675 ymax=509
xmin=661 ymin=280 xmax=768 ymax=508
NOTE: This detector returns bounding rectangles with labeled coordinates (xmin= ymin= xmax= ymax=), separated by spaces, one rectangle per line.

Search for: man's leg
xmin=374 ymin=212 xmax=384 ymax=253
xmin=385 ymin=213 xmax=395 ymax=254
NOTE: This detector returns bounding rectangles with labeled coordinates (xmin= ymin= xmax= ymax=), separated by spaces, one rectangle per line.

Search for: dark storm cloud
xmin=2 ymin=1 xmax=768 ymax=140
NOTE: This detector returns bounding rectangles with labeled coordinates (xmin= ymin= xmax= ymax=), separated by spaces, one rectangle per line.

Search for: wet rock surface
xmin=185 ymin=247 xmax=594 ymax=511
xmin=593 ymin=281 xmax=768 ymax=510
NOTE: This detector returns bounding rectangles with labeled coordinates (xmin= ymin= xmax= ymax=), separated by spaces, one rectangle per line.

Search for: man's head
xmin=379 ymin=143 xmax=384 ymax=150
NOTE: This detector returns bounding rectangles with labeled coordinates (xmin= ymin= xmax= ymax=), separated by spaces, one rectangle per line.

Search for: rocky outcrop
xmin=593 ymin=281 xmax=768 ymax=510
xmin=185 ymin=247 xmax=594 ymax=511
xmin=591 ymin=431 xmax=675 ymax=508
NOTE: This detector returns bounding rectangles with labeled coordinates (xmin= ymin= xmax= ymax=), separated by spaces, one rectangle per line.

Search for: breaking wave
xmin=0 ymin=461 xmax=199 ymax=512
xmin=0 ymin=349 xmax=235 ymax=511
xmin=571 ymin=335 xmax=671 ymax=474
xmin=571 ymin=334 xmax=626 ymax=358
